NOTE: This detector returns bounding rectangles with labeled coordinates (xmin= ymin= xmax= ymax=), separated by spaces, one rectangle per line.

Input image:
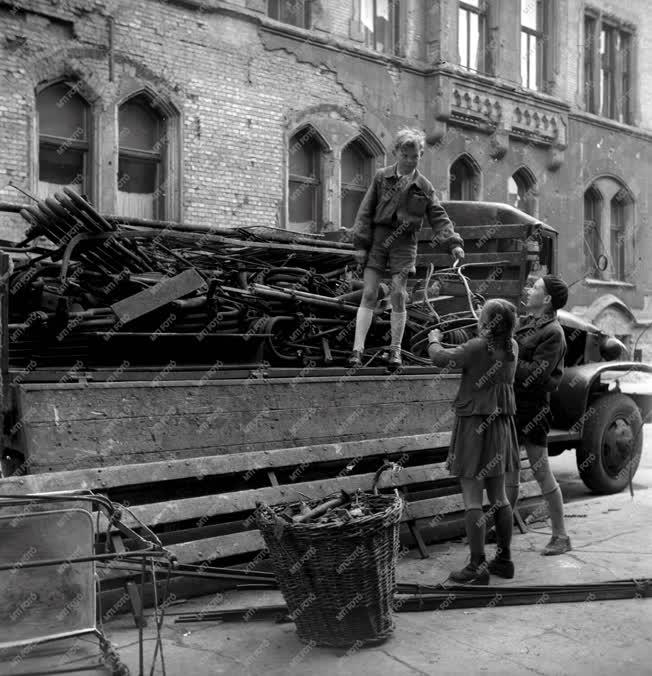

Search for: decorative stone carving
xmin=511 ymin=106 xmax=565 ymax=147
xmin=547 ymin=144 xmax=565 ymax=171
xmin=451 ymin=87 xmax=503 ymax=127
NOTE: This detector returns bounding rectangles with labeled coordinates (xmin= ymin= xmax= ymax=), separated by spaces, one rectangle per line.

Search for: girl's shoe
xmin=487 ymin=557 xmax=515 ymax=579
xmin=448 ymin=562 xmax=490 ymax=585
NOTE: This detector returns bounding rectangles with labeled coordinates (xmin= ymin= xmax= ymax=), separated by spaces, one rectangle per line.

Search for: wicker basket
xmin=255 ymin=490 xmax=403 ymax=648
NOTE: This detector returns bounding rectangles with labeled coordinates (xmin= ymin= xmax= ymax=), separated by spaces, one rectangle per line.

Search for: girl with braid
xmin=428 ymin=299 xmax=520 ymax=584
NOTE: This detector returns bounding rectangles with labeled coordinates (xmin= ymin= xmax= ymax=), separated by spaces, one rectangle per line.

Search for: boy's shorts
xmin=366 ymin=225 xmax=418 ymax=277
xmin=515 ymin=398 xmax=551 ymax=447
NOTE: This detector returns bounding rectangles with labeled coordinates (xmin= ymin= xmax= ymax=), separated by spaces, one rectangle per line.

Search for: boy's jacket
xmin=514 ymin=312 xmax=567 ymax=395
xmin=350 ymin=164 xmax=464 ymax=253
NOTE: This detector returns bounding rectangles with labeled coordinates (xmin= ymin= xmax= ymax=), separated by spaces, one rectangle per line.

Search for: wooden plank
xmin=415 ymin=252 xmax=523 ymax=267
xmin=418 ymin=224 xmax=531 ymax=242
xmin=163 ymin=480 xmax=543 ymax=564
xmin=21 ymin=400 xmax=455 ymax=468
xmin=16 ymin=375 xmax=459 ymax=423
xmin=167 ymin=530 xmax=265 ymax=563
xmin=100 ymin=462 xmax=455 ymax=529
xmin=111 ymin=268 xmax=206 ymax=323
xmin=21 ymin=432 xmax=445 ymax=474
xmin=0 ymin=432 xmax=453 ymax=494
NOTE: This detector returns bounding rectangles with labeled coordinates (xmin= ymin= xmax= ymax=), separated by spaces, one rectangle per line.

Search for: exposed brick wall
xmin=1 ymin=0 xmax=652 ymax=330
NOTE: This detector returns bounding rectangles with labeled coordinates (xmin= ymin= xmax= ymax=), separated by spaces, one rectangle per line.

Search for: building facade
xmin=1 ymin=0 xmax=652 ymax=353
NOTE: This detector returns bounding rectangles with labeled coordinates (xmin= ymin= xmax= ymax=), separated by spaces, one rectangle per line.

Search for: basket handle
xmin=372 ymin=461 xmax=402 ymax=495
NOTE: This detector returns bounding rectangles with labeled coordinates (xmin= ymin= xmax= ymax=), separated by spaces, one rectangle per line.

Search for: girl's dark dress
xmin=430 ymin=337 xmax=520 ymax=479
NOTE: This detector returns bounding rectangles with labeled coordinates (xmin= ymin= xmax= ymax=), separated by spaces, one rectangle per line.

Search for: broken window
xmin=118 ymin=96 xmax=165 ymax=220
xmin=458 ymin=0 xmax=488 ymax=73
xmin=508 ymin=167 xmax=537 ymax=216
xmin=360 ymin=0 xmax=401 ymax=55
xmin=341 ymin=140 xmax=374 ymax=228
xmin=267 ymin=0 xmax=312 ymax=29
xmin=584 ymin=11 xmax=634 ymax=124
xmin=583 ymin=185 xmax=603 ymax=278
xmin=36 ymin=82 xmax=89 ymax=199
xmin=584 ymin=179 xmax=634 ymax=283
xmin=289 ymin=127 xmax=322 ymax=230
xmin=610 ymin=192 xmax=627 ymax=282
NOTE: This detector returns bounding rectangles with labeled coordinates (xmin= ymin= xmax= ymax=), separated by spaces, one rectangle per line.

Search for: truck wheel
xmin=576 ymin=393 xmax=643 ymax=494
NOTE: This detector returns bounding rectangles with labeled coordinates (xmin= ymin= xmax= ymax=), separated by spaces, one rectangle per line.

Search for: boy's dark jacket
xmin=351 ymin=164 xmax=464 ymax=253
xmin=514 ymin=312 xmax=567 ymax=396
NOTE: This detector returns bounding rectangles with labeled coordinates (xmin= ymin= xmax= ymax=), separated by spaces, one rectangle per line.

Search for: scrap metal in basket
xmin=254 ymin=462 xmax=404 ymax=648
xmin=2 ymin=187 xmax=496 ymax=370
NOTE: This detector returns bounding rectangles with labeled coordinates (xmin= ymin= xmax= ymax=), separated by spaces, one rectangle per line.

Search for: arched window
xmin=341 ymin=139 xmax=374 ymax=228
xmin=36 ymin=82 xmax=90 ymax=198
xmin=118 ymin=95 xmax=165 ymax=219
xmin=583 ymin=185 xmax=603 ymax=277
xmin=449 ymin=155 xmax=480 ymax=200
xmin=288 ymin=127 xmax=323 ymax=229
xmin=584 ymin=178 xmax=634 ymax=283
xmin=508 ymin=167 xmax=537 ymax=215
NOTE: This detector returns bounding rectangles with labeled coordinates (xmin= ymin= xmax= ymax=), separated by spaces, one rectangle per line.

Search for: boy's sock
xmin=390 ymin=310 xmax=407 ymax=350
xmin=353 ymin=306 xmax=374 ymax=352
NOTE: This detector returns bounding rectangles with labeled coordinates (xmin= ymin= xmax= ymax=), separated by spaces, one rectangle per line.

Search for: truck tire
xmin=576 ymin=393 xmax=643 ymax=494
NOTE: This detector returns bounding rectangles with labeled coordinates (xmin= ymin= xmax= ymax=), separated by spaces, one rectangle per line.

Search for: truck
xmin=0 ymin=199 xmax=649 ymax=614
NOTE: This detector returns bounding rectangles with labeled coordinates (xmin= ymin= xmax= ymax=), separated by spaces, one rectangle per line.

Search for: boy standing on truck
xmin=501 ymin=275 xmax=571 ymax=561
xmin=349 ymin=128 xmax=465 ymax=368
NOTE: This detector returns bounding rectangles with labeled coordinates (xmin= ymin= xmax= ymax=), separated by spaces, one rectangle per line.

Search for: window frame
xmin=610 ymin=194 xmax=627 ymax=282
xmin=288 ymin=126 xmax=323 ymax=229
xmin=360 ymin=0 xmax=402 ymax=56
xmin=520 ymin=0 xmax=545 ymax=91
xmin=584 ymin=9 xmax=635 ymax=125
xmin=36 ymin=81 xmax=92 ymax=199
xmin=458 ymin=0 xmax=488 ymax=74
xmin=508 ymin=167 xmax=537 ymax=216
xmin=340 ymin=139 xmax=374 ymax=229
xmin=583 ymin=185 xmax=604 ymax=279
xmin=118 ymin=95 xmax=166 ymax=221
xmin=449 ymin=154 xmax=481 ymax=202
xmin=267 ymin=0 xmax=312 ymax=29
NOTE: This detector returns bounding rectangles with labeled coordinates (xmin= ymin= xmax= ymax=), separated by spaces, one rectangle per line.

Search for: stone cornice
xmin=568 ymin=111 xmax=652 ymax=143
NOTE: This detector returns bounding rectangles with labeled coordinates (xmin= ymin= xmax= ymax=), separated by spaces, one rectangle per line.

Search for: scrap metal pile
xmin=4 ymin=188 xmax=482 ymax=370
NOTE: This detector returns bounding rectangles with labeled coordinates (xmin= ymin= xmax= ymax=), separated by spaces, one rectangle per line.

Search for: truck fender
xmin=550 ymin=361 xmax=652 ymax=433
